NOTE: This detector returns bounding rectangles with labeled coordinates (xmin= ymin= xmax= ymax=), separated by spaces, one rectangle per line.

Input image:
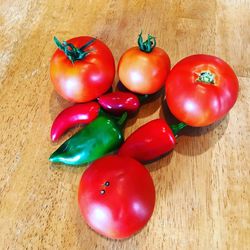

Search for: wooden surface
xmin=0 ymin=0 xmax=249 ymax=249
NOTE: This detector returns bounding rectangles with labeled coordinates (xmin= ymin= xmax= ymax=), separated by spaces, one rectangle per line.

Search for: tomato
xmin=117 ymin=33 xmax=170 ymax=94
xmin=78 ymin=155 xmax=155 ymax=239
xmin=50 ymin=36 xmax=115 ymax=103
xmin=165 ymin=54 xmax=239 ymax=127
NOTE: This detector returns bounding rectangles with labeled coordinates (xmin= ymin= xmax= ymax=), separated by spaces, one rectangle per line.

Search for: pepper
xmin=97 ymin=91 xmax=148 ymax=115
xmin=97 ymin=91 xmax=139 ymax=115
xmin=118 ymin=119 xmax=186 ymax=163
xmin=50 ymin=102 xmax=100 ymax=142
xmin=49 ymin=111 xmax=127 ymax=166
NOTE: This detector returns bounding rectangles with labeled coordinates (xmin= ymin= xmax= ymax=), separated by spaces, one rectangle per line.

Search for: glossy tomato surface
xmin=50 ymin=36 xmax=115 ymax=103
xmin=78 ymin=155 xmax=155 ymax=239
xmin=118 ymin=47 xmax=170 ymax=94
xmin=165 ymin=54 xmax=239 ymax=126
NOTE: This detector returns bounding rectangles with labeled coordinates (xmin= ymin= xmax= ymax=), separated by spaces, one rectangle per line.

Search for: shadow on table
xmin=146 ymin=151 xmax=174 ymax=173
xmin=48 ymin=160 xmax=87 ymax=174
xmin=159 ymin=97 xmax=229 ymax=156
xmin=49 ymin=90 xmax=73 ymax=121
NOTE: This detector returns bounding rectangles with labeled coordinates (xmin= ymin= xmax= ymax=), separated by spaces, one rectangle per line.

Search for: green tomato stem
xmin=53 ymin=36 xmax=96 ymax=63
xmin=196 ymin=71 xmax=215 ymax=84
xmin=137 ymin=32 xmax=156 ymax=53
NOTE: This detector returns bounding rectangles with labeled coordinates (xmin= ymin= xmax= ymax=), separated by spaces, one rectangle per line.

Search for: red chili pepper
xmin=97 ymin=91 xmax=141 ymax=115
xmin=118 ymin=119 xmax=186 ymax=163
xmin=50 ymin=102 xmax=100 ymax=142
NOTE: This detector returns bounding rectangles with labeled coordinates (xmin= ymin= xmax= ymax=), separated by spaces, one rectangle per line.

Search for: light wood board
xmin=0 ymin=0 xmax=249 ymax=249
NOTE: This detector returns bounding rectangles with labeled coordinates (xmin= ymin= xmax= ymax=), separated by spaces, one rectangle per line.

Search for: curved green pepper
xmin=49 ymin=111 xmax=127 ymax=166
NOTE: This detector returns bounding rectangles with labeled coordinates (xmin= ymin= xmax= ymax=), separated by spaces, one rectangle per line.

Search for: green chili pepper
xmin=49 ymin=111 xmax=127 ymax=166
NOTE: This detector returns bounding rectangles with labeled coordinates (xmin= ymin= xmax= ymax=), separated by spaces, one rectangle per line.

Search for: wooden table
xmin=1 ymin=1 xmax=249 ymax=249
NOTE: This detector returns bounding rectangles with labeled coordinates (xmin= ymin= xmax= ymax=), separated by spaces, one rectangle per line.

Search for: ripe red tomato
xmin=165 ymin=54 xmax=239 ymax=127
xmin=78 ymin=155 xmax=155 ymax=239
xmin=50 ymin=36 xmax=115 ymax=103
xmin=118 ymin=34 xmax=170 ymax=94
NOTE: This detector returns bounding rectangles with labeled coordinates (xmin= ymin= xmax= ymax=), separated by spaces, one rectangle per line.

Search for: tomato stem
xmin=53 ymin=36 xmax=96 ymax=63
xmin=170 ymin=122 xmax=187 ymax=136
xmin=196 ymin=71 xmax=215 ymax=84
xmin=137 ymin=32 xmax=156 ymax=53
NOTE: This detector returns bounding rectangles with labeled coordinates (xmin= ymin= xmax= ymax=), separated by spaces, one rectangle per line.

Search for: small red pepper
xmin=50 ymin=102 xmax=100 ymax=142
xmin=118 ymin=119 xmax=186 ymax=163
xmin=97 ymin=91 xmax=141 ymax=115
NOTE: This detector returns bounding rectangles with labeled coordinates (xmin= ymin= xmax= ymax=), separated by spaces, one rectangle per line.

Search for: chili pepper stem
xmin=117 ymin=112 xmax=128 ymax=127
xmin=170 ymin=122 xmax=187 ymax=136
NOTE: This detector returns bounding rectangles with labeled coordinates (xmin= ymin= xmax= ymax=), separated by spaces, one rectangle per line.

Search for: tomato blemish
xmin=104 ymin=181 xmax=110 ymax=186
xmin=100 ymin=190 xmax=105 ymax=195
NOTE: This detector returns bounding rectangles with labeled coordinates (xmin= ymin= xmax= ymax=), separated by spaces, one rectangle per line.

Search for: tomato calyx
xmin=196 ymin=71 xmax=215 ymax=84
xmin=137 ymin=32 xmax=156 ymax=53
xmin=170 ymin=122 xmax=187 ymax=136
xmin=53 ymin=36 xmax=96 ymax=63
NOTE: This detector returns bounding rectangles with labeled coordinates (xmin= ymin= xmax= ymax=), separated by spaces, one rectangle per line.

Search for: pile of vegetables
xmin=49 ymin=33 xmax=239 ymax=239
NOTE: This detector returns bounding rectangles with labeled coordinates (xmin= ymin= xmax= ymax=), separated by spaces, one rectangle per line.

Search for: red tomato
xmin=50 ymin=36 xmax=115 ymax=103
xmin=165 ymin=54 xmax=239 ymax=127
xmin=118 ymin=34 xmax=170 ymax=94
xmin=78 ymin=155 xmax=155 ymax=239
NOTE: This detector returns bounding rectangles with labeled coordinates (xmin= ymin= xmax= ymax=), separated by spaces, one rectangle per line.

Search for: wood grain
xmin=0 ymin=0 xmax=249 ymax=249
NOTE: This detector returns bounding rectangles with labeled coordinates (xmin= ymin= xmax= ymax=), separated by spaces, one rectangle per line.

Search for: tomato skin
xmin=165 ymin=54 xmax=239 ymax=127
xmin=50 ymin=36 xmax=115 ymax=103
xmin=118 ymin=47 xmax=170 ymax=94
xmin=78 ymin=155 xmax=155 ymax=239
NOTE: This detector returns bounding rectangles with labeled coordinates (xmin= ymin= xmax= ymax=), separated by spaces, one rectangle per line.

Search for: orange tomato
xmin=118 ymin=34 xmax=170 ymax=94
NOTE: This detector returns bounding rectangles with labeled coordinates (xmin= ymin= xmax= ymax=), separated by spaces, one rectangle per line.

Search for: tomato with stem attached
xmin=50 ymin=36 xmax=115 ymax=103
xmin=118 ymin=33 xmax=170 ymax=94
xmin=78 ymin=155 xmax=155 ymax=239
xmin=165 ymin=54 xmax=239 ymax=127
